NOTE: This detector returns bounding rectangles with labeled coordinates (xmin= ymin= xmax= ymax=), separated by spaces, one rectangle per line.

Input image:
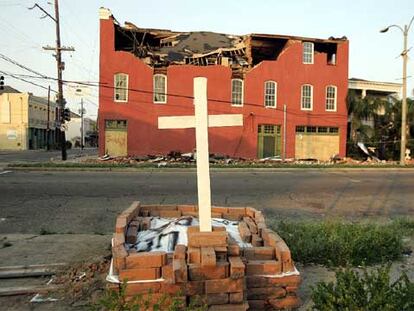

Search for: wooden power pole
xmin=31 ymin=0 xmax=75 ymax=160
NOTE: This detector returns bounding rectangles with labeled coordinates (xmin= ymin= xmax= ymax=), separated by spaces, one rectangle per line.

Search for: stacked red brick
xmin=111 ymin=201 xmax=301 ymax=310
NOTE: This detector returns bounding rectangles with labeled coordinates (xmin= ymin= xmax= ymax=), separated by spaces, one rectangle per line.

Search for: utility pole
xmin=80 ymin=98 xmax=84 ymax=150
xmin=283 ymin=104 xmax=287 ymax=161
xmin=380 ymin=16 xmax=414 ymax=166
xmin=46 ymin=85 xmax=50 ymax=151
xmin=30 ymin=1 xmax=75 ymax=160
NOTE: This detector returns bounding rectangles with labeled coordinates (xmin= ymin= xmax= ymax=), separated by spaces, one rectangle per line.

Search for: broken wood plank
xmin=0 ymin=263 xmax=66 ymax=279
xmin=0 ymin=285 xmax=61 ymax=296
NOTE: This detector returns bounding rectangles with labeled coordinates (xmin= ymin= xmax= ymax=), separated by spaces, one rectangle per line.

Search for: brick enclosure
xmin=111 ymin=202 xmax=301 ymax=310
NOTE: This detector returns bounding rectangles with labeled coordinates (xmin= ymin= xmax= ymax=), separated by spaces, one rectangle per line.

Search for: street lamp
xmin=380 ymin=16 xmax=414 ymax=166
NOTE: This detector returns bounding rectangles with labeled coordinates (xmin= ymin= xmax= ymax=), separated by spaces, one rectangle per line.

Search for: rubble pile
xmin=88 ymin=150 xmax=403 ymax=167
xmin=110 ymin=202 xmax=301 ymax=310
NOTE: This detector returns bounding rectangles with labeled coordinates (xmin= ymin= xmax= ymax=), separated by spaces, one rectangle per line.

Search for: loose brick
xmin=150 ymin=210 xmax=160 ymax=217
xmin=189 ymin=262 xmax=229 ymax=281
xmin=268 ymin=295 xmax=300 ymax=310
xmin=121 ymin=201 xmax=141 ymax=222
xmin=201 ymin=247 xmax=216 ymax=267
xmin=205 ymin=278 xmax=244 ymax=294
xmin=115 ymin=216 xmax=127 ymax=233
xmin=188 ymin=247 xmax=201 ymax=264
xmin=126 ymin=225 xmax=138 ymax=244
xmin=211 ymin=211 xmax=223 ymax=218
xmin=244 ymin=247 xmax=275 ymax=260
xmin=178 ymin=204 xmax=197 ymax=213
xmin=245 ymin=207 xmax=257 ymax=218
xmin=160 ymin=210 xmax=182 ymax=218
xmin=126 ymin=251 xmax=167 ymax=269
xmin=246 ymin=286 xmax=286 ymax=300
xmin=227 ymin=244 xmax=240 ymax=256
xmin=113 ymin=232 xmax=125 ymax=247
xmin=286 ymin=286 xmax=299 ymax=294
xmin=160 ymin=282 xmax=184 ymax=294
xmin=254 ymin=211 xmax=265 ymax=223
xmin=251 ymin=234 xmax=263 ymax=247
xmin=229 ymin=292 xmax=244 ymax=304
xmin=188 ymin=231 xmax=227 ymax=248
xmin=246 ymin=260 xmax=282 ymax=275
xmin=211 ymin=206 xmax=229 ymax=214
xmin=185 ymin=281 xmax=205 ymax=295
xmin=207 ymin=293 xmax=229 ymax=305
xmin=112 ymin=244 xmax=127 ymax=271
xmin=124 ymin=281 xmax=161 ymax=296
xmin=188 ymin=226 xmax=226 ymax=233
xmin=246 ymin=275 xmax=301 ymax=288
xmin=247 ymin=300 xmax=266 ymax=311
xmin=184 ymin=211 xmax=199 ymax=218
xmin=238 ymin=222 xmax=252 ymax=243
xmin=143 ymin=204 xmax=177 ymax=211
xmin=173 ymin=244 xmax=187 ymax=260
xmin=173 ymin=258 xmax=187 ymax=283
xmin=119 ymin=267 xmax=160 ymax=281
xmin=162 ymin=264 xmax=173 ymax=281
xmin=243 ymin=216 xmax=258 ymax=234
xmin=141 ymin=217 xmax=151 ymax=230
xmin=229 ymin=256 xmax=245 ymax=279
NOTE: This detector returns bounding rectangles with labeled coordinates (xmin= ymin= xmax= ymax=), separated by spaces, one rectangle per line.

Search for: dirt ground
xmin=0 ymin=232 xmax=413 ymax=310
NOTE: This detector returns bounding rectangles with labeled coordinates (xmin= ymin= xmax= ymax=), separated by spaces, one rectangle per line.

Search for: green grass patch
xmin=311 ymin=265 xmax=414 ymax=310
xmin=270 ymin=219 xmax=413 ymax=266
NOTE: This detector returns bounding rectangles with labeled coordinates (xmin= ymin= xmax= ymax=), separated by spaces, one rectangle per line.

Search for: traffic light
xmin=0 ymin=76 xmax=4 ymax=90
xmin=63 ymin=108 xmax=71 ymax=122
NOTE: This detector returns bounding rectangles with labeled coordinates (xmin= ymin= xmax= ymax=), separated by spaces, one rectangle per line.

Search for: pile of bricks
xmin=111 ymin=201 xmax=301 ymax=310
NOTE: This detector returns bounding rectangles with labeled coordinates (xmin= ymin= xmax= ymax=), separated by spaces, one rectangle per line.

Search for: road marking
xmin=0 ymin=170 xmax=12 ymax=175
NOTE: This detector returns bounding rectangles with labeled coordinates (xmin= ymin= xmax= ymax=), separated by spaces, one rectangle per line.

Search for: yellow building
xmin=0 ymin=86 xmax=60 ymax=150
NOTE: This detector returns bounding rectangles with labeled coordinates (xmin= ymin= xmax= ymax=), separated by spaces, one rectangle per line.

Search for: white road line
xmin=0 ymin=170 xmax=12 ymax=175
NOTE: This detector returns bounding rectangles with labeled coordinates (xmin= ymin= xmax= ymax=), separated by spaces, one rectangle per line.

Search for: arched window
xmin=153 ymin=74 xmax=167 ymax=103
xmin=114 ymin=73 xmax=128 ymax=102
xmin=264 ymin=81 xmax=277 ymax=108
xmin=231 ymin=79 xmax=243 ymax=106
xmin=301 ymin=84 xmax=313 ymax=110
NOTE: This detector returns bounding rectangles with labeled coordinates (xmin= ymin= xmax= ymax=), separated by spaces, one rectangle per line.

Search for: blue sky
xmin=1 ymin=0 xmax=414 ymax=119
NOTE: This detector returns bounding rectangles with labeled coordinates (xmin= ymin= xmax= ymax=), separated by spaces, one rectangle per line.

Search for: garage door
xmin=104 ymin=120 xmax=127 ymax=157
xmin=295 ymin=126 xmax=339 ymax=161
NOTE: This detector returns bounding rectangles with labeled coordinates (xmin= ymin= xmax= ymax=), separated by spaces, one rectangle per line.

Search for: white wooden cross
xmin=158 ymin=77 xmax=243 ymax=232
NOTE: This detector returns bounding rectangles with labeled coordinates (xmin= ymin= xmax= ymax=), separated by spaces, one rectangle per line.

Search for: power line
xmin=0 ymin=70 xmax=57 ymax=93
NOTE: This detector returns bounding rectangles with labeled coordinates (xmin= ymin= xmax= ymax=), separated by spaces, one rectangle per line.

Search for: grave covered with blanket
xmin=109 ymin=202 xmax=301 ymax=310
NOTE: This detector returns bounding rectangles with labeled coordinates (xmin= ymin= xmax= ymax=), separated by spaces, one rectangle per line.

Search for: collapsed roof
xmin=114 ymin=20 xmax=347 ymax=72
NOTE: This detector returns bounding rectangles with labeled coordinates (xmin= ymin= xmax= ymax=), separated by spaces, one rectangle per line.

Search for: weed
xmin=92 ymin=281 xmax=208 ymax=311
xmin=270 ymin=220 xmax=409 ymax=266
xmin=311 ymin=265 xmax=414 ymax=310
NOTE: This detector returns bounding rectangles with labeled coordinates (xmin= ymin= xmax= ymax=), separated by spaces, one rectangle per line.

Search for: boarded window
xmin=105 ymin=120 xmax=127 ymax=130
xmin=301 ymin=84 xmax=313 ymax=110
xmin=264 ymin=81 xmax=277 ymax=108
xmin=231 ymin=79 xmax=243 ymax=106
xmin=325 ymin=85 xmax=337 ymax=111
xmin=114 ymin=73 xmax=128 ymax=102
xmin=303 ymin=42 xmax=314 ymax=64
xmin=153 ymin=74 xmax=167 ymax=103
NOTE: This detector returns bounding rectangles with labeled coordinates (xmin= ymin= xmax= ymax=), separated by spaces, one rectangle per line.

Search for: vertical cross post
xmin=194 ymin=77 xmax=212 ymax=232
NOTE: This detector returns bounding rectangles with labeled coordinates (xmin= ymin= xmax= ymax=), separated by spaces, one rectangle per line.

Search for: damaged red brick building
xmin=99 ymin=8 xmax=349 ymax=160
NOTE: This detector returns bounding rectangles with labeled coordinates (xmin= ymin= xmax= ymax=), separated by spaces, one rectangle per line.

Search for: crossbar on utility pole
xmin=32 ymin=0 xmax=75 ymax=161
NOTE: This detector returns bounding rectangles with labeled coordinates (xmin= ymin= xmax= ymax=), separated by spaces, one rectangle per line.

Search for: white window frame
xmin=301 ymin=84 xmax=313 ymax=110
xmin=325 ymin=85 xmax=337 ymax=111
xmin=303 ymin=42 xmax=314 ymax=64
xmin=114 ymin=73 xmax=128 ymax=102
xmin=264 ymin=81 xmax=277 ymax=108
xmin=231 ymin=79 xmax=244 ymax=106
xmin=153 ymin=74 xmax=167 ymax=104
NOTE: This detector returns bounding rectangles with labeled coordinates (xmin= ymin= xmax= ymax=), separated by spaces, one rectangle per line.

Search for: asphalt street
xmin=0 ymin=148 xmax=97 ymax=166
xmin=0 ymin=169 xmax=413 ymax=235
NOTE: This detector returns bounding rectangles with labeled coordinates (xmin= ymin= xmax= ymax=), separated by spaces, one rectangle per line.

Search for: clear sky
xmin=1 ymin=0 xmax=414 ymax=119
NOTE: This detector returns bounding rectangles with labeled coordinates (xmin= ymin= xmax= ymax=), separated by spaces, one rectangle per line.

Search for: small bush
xmin=311 ymin=265 xmax=414 ymax=311
xmin=93 ymin=281 xmax=207 ymax=311
xmin=271 ymin=220 xmax=407 ymax=266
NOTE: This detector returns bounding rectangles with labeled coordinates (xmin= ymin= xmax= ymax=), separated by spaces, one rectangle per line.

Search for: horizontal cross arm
xmin=158 ymin=114 xmax=243 ymax=129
